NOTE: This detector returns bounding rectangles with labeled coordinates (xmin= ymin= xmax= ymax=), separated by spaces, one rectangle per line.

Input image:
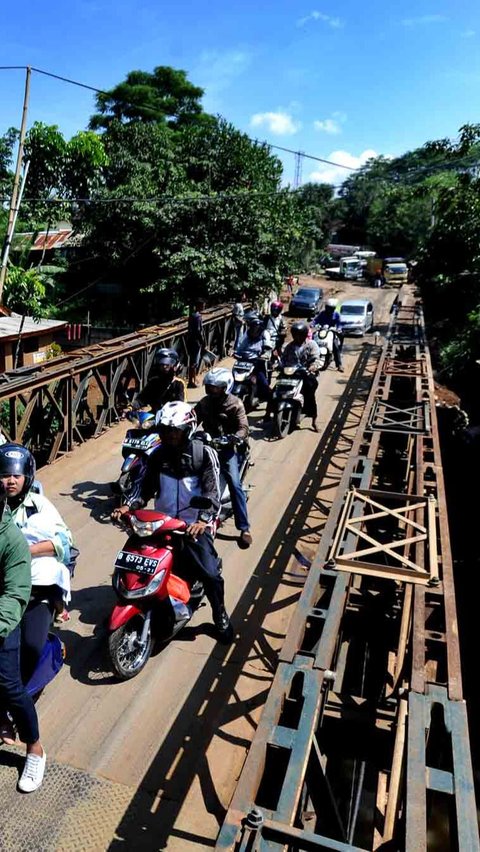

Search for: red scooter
xmin=108 ymin=499 xmax=213 ymax=680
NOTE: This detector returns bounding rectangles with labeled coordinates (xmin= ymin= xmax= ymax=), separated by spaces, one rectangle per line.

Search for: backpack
xmin=191 ymin=438 xmax=208 ymax=474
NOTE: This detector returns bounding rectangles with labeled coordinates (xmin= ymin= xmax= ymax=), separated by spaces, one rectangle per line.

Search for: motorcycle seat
xmin=133 ymin=509 xmax=187 ymax=531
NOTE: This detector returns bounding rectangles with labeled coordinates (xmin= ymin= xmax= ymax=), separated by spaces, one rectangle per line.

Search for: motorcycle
xmin=198 ymin=432 xmax=252 ymax=522
xmin=114 ymin=409 xmax=162 ymax=500
xmin=108 ymin=497 xmax=215 ymax=680
xmin=231 ymin=354 xmax=272 ymax=413
xmin=270 ymin=365 xmax=307 ymax=439
xmin=312 ymin=325 xmax=338 ymax=371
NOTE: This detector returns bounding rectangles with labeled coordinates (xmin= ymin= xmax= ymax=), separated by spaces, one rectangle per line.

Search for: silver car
xmin=339 ymin=299 xmax=374 ymax=336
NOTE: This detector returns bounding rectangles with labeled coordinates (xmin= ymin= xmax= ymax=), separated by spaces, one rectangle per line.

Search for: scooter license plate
xmin=115 ymin=550 xmax=159 ymax=574
xmin=123 ymin=436 xmax=151 ymax=450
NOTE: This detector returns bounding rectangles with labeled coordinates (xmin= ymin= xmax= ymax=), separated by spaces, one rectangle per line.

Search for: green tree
xmin=294 ymin=182 xmax=335 ymax=269
xmin=0 ymin=128 xmax=17 ymax=193
xmin=89 ymin=67 xmax=211 ymax=131
xmin=3 ymin=264 xmax=51 ymax=319
xmin=81 ymin=117 xmax=301 ymax=318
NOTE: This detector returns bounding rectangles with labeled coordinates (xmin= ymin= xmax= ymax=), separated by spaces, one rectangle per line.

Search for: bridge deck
xmin=0 ymin=283 xmax=401 ymax=850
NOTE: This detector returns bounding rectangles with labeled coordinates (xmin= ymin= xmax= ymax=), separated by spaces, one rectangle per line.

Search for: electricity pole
xmin=0 ymin=65 xmax=32 ymax=303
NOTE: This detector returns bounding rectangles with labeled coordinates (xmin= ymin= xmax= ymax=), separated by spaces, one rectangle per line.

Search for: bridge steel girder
xmin=0 ymin=305 xmax=235 ymax=465
xmin=216 ymin=289 xmax=478 ymax=852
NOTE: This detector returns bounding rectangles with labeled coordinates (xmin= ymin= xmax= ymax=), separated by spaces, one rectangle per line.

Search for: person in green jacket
xmin=0 ymin=480 xmax=46 ymax=792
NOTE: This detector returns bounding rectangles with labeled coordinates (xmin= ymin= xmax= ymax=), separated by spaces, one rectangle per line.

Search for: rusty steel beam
xmin=0 ymin=304 xmax=236 ymax=465
xmin=216 ymin=285 xmax=478 ymax=852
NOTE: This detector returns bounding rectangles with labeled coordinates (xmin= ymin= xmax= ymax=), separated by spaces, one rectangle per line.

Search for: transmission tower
xmin=293 ymin=151 xmax=304 ymax=189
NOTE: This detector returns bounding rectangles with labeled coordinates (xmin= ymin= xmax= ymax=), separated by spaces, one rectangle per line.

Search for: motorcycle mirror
xmin=189 ymin=496 xmax=211 ymax=510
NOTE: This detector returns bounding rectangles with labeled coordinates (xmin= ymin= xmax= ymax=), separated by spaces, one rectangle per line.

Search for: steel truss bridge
xmin=216 ymin=289 xmax=479 ymax=851
xmin=0 ymin=305 xmax=234 ymax=465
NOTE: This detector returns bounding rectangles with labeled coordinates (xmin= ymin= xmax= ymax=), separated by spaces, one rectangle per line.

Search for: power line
xmin=0 ymin=65 xmax=358 ymax=174
xmin=23 ymin=67 xmax=480 ymax=178
xmin=1 ymin=65 xmax=478 ymax=200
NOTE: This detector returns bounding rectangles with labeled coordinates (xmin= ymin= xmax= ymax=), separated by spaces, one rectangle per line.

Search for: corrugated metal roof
xmin=0 ymin=314 xmax=67 ymax=340
xmin=13 ymin=229 xmax=84 ymax=251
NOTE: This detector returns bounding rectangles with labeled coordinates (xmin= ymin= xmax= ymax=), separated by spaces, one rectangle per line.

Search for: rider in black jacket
xmin=135 ymin=349 xmax=185 ymax=413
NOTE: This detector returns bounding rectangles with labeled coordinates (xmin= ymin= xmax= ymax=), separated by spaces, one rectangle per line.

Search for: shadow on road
xmin=64 ymin=480 xmax=116 ymax=523
xmin=107 ymin=344 xmax=377 ymax=851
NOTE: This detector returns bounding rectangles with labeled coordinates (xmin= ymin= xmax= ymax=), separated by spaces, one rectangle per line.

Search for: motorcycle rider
xmin=0 ymin=445 xmax=73 ymax=690
xmin=235 ymin=316 xmax=273 ymax=402
xmin=263 ymin=301 xmax=287 ymax=356
xmin=277 ymin=322 xmax=322 ymax=432
xmin=0 ymin=480 xmax=46 ymax=792
xmin=134 ymin=348 xmax=186 ymax=413
xmin=195 ymin=368 xmax=252 ymax=550
xmin=312 ymin=298 xmax=344 ymax=371
xmin=112 ymin=402 xmax=233 ymax=643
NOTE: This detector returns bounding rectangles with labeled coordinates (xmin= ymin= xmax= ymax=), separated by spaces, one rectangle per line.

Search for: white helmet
xmin=155 ymin=401 xmax=197 ymax=438
xmin=326 ymin=298 xmax=337 ymax=308
xmin=203 ymin=367 xmax=234 ymax=393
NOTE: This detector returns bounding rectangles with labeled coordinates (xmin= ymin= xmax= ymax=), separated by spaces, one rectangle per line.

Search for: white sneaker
xmin=18 ymin=750 xmax=46 ymax=793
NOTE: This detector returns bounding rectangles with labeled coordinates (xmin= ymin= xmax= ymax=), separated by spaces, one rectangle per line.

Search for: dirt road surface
xmin=0 ymin=278 xmax=395 ymax=851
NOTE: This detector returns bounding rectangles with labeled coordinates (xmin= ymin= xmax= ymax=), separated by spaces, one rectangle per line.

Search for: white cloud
xmin=309 ymin=149 xmax=378 ymax=185
xmin=314 ymin=118 xmax=341 ymax=134
xmin=297 ymin=10 xmax=343 ymax=29
xmin=250 ymin=111 xmax=301 ymax=136
xmin=314 ymin=112 xmax=346 ymax=134
xmin=195 ymin=49 xmax=252 ymax=110
xmin=462 ymin=29 xmax=476 ymax=38
xmin=402 ymin=14 xmax=447 ymax=26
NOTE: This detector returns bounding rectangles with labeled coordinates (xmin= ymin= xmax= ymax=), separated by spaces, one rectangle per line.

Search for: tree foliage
xmin=3 ymin=264 xmax=50 ymax=320
xmin=84 ymin=117 xmax=302 ymax=317
xmin=89 ymin=67 xmax=211 ymax=131
xmin=335 ymin=124 xmax=480 ymax=389
xmin=294 ymin=183 xmax=335 ymax=269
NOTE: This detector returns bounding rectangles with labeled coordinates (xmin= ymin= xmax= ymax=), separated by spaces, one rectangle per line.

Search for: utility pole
xmin=0 ymin=65 xmax=32 ymax=303
xmin=293 ymin=151 xmax=304 ymax=189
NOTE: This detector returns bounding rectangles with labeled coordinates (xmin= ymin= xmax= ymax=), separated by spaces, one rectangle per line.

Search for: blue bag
xmin=25 ymin=633 xmax=65 ymax=697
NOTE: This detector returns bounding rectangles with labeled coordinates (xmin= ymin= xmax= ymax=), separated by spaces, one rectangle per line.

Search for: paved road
xmin=0 ymin=278 xmax=394 ymax=851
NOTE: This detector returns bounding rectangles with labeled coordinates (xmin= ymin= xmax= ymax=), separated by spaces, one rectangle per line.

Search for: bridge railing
xmin=0 ymin=304 xmax=235 ymax=465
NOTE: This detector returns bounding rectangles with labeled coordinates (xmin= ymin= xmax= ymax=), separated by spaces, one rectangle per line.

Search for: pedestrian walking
xmin=187 ymin=299 xmax=206 ymax=388
xmin=232 ymin=295 xmax=246 ymax=351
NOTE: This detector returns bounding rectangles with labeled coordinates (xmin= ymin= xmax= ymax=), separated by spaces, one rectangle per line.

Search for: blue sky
xmin=1 ymin=0 xmax=480 ymax=186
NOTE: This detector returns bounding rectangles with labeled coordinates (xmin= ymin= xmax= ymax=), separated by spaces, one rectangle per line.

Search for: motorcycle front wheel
xmin=273 ymin=406 xmax=292 ymax=439
xmin=320 ymin=353 xmax=332 ymax=371
xmin=108 ymin=615 xmax=153 ymax=680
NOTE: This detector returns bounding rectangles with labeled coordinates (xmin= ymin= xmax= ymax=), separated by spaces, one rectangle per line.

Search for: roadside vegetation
xmin=1 ymin=66 xmax=479 ymax=392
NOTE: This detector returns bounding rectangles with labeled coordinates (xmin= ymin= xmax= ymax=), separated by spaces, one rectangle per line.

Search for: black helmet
xmin=0 ymin=443 xmax=36 ymax=495
xmin=154 ymin=348 xmax=179 ymax=369
xmin=248 ymin=317 xmax=264 ymax=330
xmin=291 ymin=321 xmax=309 ymax=338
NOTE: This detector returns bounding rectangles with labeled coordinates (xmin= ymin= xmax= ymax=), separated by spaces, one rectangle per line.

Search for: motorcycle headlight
xmin=130 ymin=517 xmax=166 ymax=537
xmin=126 ymin=569 xmax=166 ymax=598
xmin=145 ymin=569 xmax=166 ymax=595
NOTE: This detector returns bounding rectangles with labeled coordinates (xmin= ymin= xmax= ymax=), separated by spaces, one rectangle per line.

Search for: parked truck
xmin=365 ymin=256 xmax=408 ymax=286
xmin=325 ymin=255 xmax=363 ymax=281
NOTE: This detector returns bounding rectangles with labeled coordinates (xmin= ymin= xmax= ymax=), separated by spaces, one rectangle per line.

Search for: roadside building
xmin=0 ymin=314 xmax=67 ymax=371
